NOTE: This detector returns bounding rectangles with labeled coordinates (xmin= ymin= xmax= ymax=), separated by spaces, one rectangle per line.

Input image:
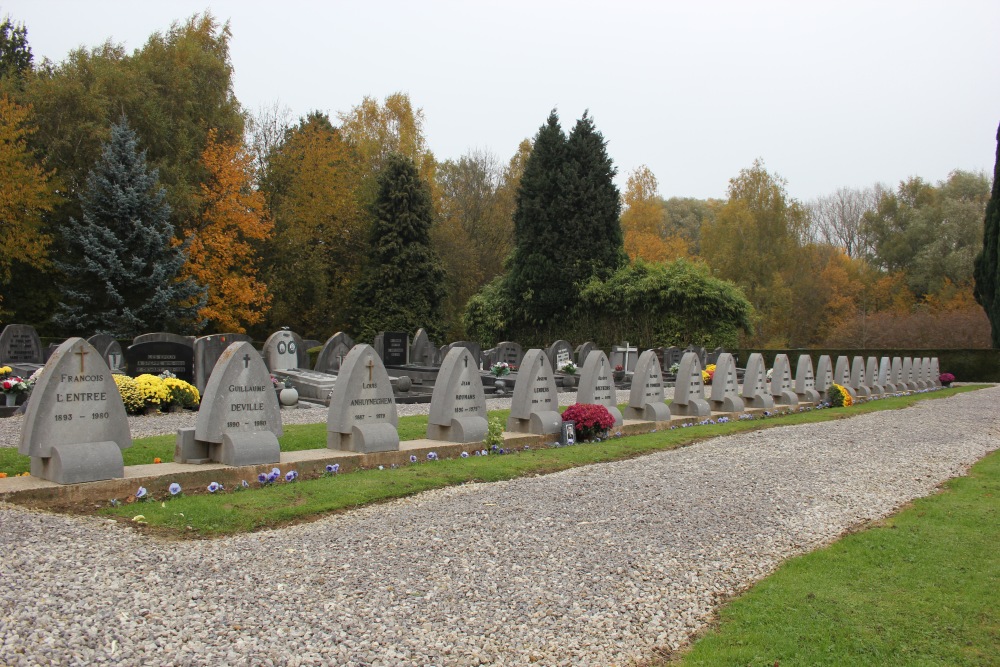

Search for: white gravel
xmin=1 ymin=386 xmax=997 ymax=666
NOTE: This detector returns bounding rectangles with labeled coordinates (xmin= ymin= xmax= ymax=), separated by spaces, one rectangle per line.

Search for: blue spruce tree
xmin=56 ymin=119 xmax=205 ymax=337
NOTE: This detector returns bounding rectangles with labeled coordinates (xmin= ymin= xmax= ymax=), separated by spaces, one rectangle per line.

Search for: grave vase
xmin=279 ymin=386 xmax=299 ymax=407
xmin=4 ymin=392 xmax=16 ymax=407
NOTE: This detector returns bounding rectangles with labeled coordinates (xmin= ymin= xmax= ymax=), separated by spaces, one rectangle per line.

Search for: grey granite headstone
xmin=426 ymin=346 xmax=487 ymax=443
xmin=684 ymin=345 xmax=707 ymax=366
xmin=663 ymin=347 xmax=683 ymax=370
xmin=262 ymin=330 xmax=311 ymax=371
xmin=181 ymin=342 xmax=282 ymax=467
xmin=506 ymin=349 xmax=561 ymax=435
xmin=794 ymin=354 xmax=821 ymax=403
xmin=707 ymin=347 xmax=725 ymax=365
xmin=670 ymin=352 xmax=711 ymax=417
xmin=741 ymin=353 xmax=775 ymax=409
xmin=494 ymin=341 xmax=523 ymax=367
xmin=878 ymin=357 xmax=895 ymax=392
xmin=326 ymin=344 xmax=399 ymax=452
xmin=125 ymin=340 xmax=195 ymax=383
xmin=865 ymin=356 xmax=883 ymax=396
xmin=574 ymin=342 xmax=598 ymax=366
xmin=194 ymin=333 xmax=252 ymax=393
xmin=623 ymin=350 xmax=670 ymax=421
xmin=929 ymin=357 xmax=941 ymax=387
xmin=87 ymin=334 xmax=125 ymax=372
xmin=902 ymin=357 xmax=917 ymax=390
xmin=546 ymin=340 xmax=574 ymax=372
xmin=769 ymin=354 xmax=799 ymax=407
xmin=924 ymin=357 xmax=934 ymax=387
xmin=709 ymin=352 xmax=744 ymax=413
xmin=381 ymin=332 xmax=409 ymax=366
xmin=410 ymin=328 xmax=438 ymax=366
xmin=0 ymin=323 xmax=43 ymax=365
xmin=576 ymin=350 xmax=623 ymax=428
xmin=132 ymin=332 xmax=195 ymax=347
xmin=891 ymin=357 xmax=904 ymax=390
xmin=912 ymin=357 xmax=926 ymax=389
xmin=850 ymin=356 xmax=870 ymax=398
xmin=442 ymin=341 xmax=483 ymax=370
xmin=315 ymin=332 xmax=355 ymax=373
xmin=610 ymin=342 xmax=639 ymax=374
xmin=834 ymin=356 xmax=857 ymax=399
xmin=19 ymin=338 xmax=131 ymax=484
xmin=815 ymin=355 xmax=834 ymax=397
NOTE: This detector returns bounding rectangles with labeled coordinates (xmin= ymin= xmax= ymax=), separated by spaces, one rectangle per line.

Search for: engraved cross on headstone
xmin=366 ymin=356 xmax=375 ymax=381
xmin=243 ymin=353 xmax=251 ymax=368
xmin=74 ymin=346 xmax=88 ymax=373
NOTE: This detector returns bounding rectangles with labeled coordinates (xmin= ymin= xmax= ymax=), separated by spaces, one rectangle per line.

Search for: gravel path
xmin=1 ymin=387 xmax=997 ymax=666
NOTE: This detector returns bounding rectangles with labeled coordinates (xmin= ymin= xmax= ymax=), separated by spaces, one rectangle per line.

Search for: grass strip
xmin=91 ymin=386 xmax=985 ymax=537
xmin=669 ymin=446 xmax=1000 ymax=666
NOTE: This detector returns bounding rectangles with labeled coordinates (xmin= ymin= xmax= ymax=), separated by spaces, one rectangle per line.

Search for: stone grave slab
xmin=912 ymin=357 xmax=926 ymax=389
xmin=574 ymin=341 xmax=598 ymax=366
xmin=87 ymin=334 xmax=125 ymax=372
xmin=271 ymin=368 xmax=338 ymax=404
xmin=891 ymin=357 xmax=904 ymax=390
xmin=381 ymin=331 xmax=409 ymax=366
xmin=670 ymin=352 xmax=711 ymax=417
xmin=794 ymin=354 xmax=821 ymax=403
xmin=769 ymin=354 xmax=799 ymax=407
xmin=410 ymin=328 xmax=439 ymax=366
xmin=132 ymin=332 xmax=195 ymax=346
xmin=327 ymin=344 xmax=399 ymax=453
xmin=262 ymin=329 xmax=311 ymax=371
xmin=545 ymin=340 xmax=574 ymax=372
xmin=441 ymin=341 xmax=482 ymax=370
xmin=684 ymin=345 xmax=707 ymax=366
xmin=611 ymin=342 xmax=639 ymax=374
xmin=663 ymin=347 xmax=683 ymax=370
xmin=125 ymin=340 xmax=195 ymax=383
xmin=179 ymin=342 xmax=282 ymax=467
xmin=315 ymin=332 xmax=355 ymax=373
xmin=930 ymin=357 xmax=941 ymax=387
xmin=850 ymin=356 xmax=870 ymax=398
xmin=0 ymin=324 xmax=43 ymax=375
xmin=494 ymin=341 xmax=523 ymax=368
xmin=576 ymin=350 xmax=623 ymax=428
xmin=506 ymin=349 xmax=561 ymax=435
xmin=709 ymin=352 xmax=744 ymax=413
xmin=426 ymin=346 xmax=487 ymax=443
xmin=865 ymin=356 xmax=883 ymax=395
xmin=902 ymin=357 xmax=917 ymax=390
xmin=815 ymin=355 xmax=834 ymax=397
xmin=834 ymin=356 xmax=857 ymax=399
xmin=707 ymin=347 xmax=726 ymax=365
xmin=194 ymin=333 xmax=252 ymax=393
xmin=624 ymin=350 xmax=670 ymax=421
xmin=741 ymin=353 xmax=774 ymax=409
xmin=878 ymin=357 xmax=894 ymax=392
xmin=19 ymin=338 xmax=131 ymax=484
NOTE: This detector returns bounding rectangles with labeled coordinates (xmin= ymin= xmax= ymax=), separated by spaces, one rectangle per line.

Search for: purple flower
xmin=325 ymin=464 xmax=335 ymax=473
xmin=241 ymin=479 xmax=249 ymax=489
xmin=271 ymin=467 xmax=281 ymax=477
xmin=258 ymin=473 xmax=268 ymax=484
xmin=207 ymin=482 xmax=221 ymax=493
xmin=480 ymin=449 xmax=488 ymax=456
xmin=410 ymin=455 xmax=418 ymax=463
xmin=331 ymin=464 xmax=340 ymax=473
xmin=168 ymin=483 xmax=181 ymax=496
xmin=135 ymin=486 xmax=147 ymax=499
xmin=461 ymin=451 xmax=469 ymax=458
xmin=285 ymin=470 xmax=298 ymax=482
xmin=427 ymin=452 xmax=438 ymax=460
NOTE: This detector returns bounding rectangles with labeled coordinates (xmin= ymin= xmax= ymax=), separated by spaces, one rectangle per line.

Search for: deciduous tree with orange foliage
xmin=183 ymin=129 xmax=272 ymax=333
xmin=620 ymin=165 xmax=688 ymax=262
xmin=0 ymin=95 xmax=54 ymax=310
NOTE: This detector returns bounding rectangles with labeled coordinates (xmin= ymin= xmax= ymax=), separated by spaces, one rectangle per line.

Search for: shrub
xmin=562 ymin=403 xmax=615 ymax=440
xmin=134 ymin=374 xmax=170 ymax=409
xmin=827 ymin=383 xmax=854 ymax=408
xmin=163 ymin=377 xmax=200 ymax=409
xmin=112 ymin=374 xmax=145 ymax=414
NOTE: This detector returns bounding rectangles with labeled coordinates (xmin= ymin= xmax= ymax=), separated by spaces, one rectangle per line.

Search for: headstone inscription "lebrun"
xmin=624 ymin=350 xmax=670 ymax=421
xmin=576 ymin=350 xmax=623 ymax=428
xmin=709 ymin=352 xmax=744 ymax=413
xmin=19 ymin=338 xmax=131 ymax=483
xmin=506 ymin=349 xmax=562 ymax=435
xmin=178 ymin=342 xmax=282 ymax=466
xmin=327 ymin=344 xmax=399 ymax=453
xmin=426 ymin=346 xmax=488 ymax=442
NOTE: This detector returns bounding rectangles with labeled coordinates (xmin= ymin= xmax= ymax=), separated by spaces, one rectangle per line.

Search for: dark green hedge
xmin=737 ymin=348 xmax=1000 ymax=382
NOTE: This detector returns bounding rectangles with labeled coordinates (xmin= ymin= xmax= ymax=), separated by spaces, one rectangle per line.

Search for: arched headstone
xmin=19 ymin=338 xmax=131 ymax=483
xmin=684 ymin=345 xmax=707 ymax=366
xmin=850 ymin=356 xmax=870 ymax=398
xmin=929 ymin=357 xmax=942 ymax=387
xmin=878 ymin=357 xmax=895 ymax=392
xmin=769 ymin=354 xmax=799 ymax=407
xmin=834 ymin=356 xmax=857 ymax=399
xmin=125 ymin=337 xmax=194 ymax=383
xmin=670 ymin=352 xmax=711 ymax=417
xmin=546 ymin=340 xmax=574 ymax=372
xmin=0 ymin=323 xmax=43 ymax=365
xmin=902 ymin=357 xmax=917 ymax=390
xmin=623 ymin=350 xmax=670 ymax=421
xmin=263 ymin=330 xmax=310 ymax=371
xmin=87 ymin=333 xmax=124 ymax=372
xmin=866 ymin=356 xmax=883 ymax=396
xmin=576 ymin=350 xmax=623 ymax=428
xmin=708 ymin=352 xmax=744 ymax=413
xmin=132 ymin=332 xmax=194 ymax=346
xmin=794 ymin=354 xmax=821 ymax=403
xmin=923 ymin=357 xmax=934 ymax=387
xmin=180 ymin=342 xmax=282 ymax=466
xmin=410 ymin=328 xmax=438 ymax=367
xmin=194 ymin=333 xmax=253 ymax=393
xmin=506 ymin=349 xmax=561 ymax=435
xmin=912 ymin=357 xmax=926 ymax=389
xmin=315 ymin=332 xmax=355 ymax=373
xmin=494 ymin=341 xmax=524 ymax=367
xmin=741 ymin=353 xmax=774 ymax=409
xmin=426 ymin=347 xmax=487 ymax=443
xmin=891 ymin=357 xmax=904 ymax=390
xmin=815 ymin=355 xmax=834 ymax=396
xmin=327 ymin=344 xmax=399 ymax=452
xmin=574 ymin=341 xmax=598 ymax=367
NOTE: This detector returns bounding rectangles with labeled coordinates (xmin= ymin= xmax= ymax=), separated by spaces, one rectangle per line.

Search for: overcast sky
xmin=5 ymin=0 xmax=999 ymax=201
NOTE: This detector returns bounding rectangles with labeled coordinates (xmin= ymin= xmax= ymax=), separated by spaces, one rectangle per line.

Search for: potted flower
xmin=0 ymin=366 xmax=30 ymax=407
xmin=490 ymin=361 xmax=511 ymax=378
xmin=939 ymin=372 xmax=955 ymax=388
xmin=702 ymin=363 xmax=716 ymax=385
xmin=559 ymin=360 xmax=578 ymax=388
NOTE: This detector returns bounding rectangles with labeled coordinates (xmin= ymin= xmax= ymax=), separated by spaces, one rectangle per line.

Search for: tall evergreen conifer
xmin=973 ymin=122 xmax=1000 ymax=347
xmin=56 ymin=119 xmax=204 ymax=337
xmin=351 ymin=153 xmax=446 ymax=341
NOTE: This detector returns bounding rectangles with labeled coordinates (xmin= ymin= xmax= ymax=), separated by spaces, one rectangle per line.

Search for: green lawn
xmin=670 ymin=445 xmax=1000 ymax=666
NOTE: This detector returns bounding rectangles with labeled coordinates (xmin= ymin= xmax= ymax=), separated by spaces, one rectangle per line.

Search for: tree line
xmin=0 ymin=12 xmax=993 ymax=349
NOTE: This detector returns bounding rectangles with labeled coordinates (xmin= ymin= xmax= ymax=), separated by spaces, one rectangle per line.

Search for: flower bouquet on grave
xmin=668 ymin=362 xmax=680 ymax=375
xmin=490 ymin=361 xmax=511 ymax=378
xmin=827 ymin=383 xmax=853 ymax=408
xmin=1 ymin=375 xmax=30 ymax=395
xmin=562 ymin=403 xmax=615 ymax=441
xmin=560 ymin=361 xmax=577 ymax=375
xmin=134 ymin=373 xmax=170 ymax=414
xmin=163 ymin=377 xmax=200 ymax=411
xmin=613 ymin=364 xmax=625 ymax=382
xmin=939 ymin=372 xmax=955 ymax=387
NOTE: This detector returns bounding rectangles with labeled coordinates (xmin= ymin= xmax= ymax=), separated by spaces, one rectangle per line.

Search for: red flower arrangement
xmin=561 ymin=403 xmax=615 ymax=441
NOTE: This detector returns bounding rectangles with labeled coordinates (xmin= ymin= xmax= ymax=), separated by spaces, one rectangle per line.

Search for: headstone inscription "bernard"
xmin=576 ymin=350 xmax=623 ymax=428
xmin=327 ymin=344 xmax=399 ymax=453
xmin=506 ymin=349 xmax=561 ymax=435
xmin=19 ymin=338 xmax=131 ymax=483
xmin=426 ymin=346 xmax=488 ymax=443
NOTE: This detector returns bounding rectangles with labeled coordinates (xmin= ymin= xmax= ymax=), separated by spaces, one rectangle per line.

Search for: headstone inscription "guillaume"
xmin=19 ymin=338 xmax=131 ymax=483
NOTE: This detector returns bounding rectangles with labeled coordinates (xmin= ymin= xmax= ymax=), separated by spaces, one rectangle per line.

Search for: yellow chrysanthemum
xmin=112 ymin=374 xmax=145 ymax=414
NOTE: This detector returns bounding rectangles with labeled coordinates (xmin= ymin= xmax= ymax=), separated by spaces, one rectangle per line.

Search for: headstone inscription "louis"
xmin=576 ymin=350 xmax=623 ymax=428
xmin=177 ymin=342 xmax=282 ymax=466
xmin=327 ymin=344 xmax=399 ymax=453
xmin=623 ymin=350 xmax=670 ymax=421
xmin=506 ymin=349 xmax=561 ymax=435
xmin=19 ymin=338 xmax=131 ymax=483
xmin=426 ymin=346 xmax=488 ymax=442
